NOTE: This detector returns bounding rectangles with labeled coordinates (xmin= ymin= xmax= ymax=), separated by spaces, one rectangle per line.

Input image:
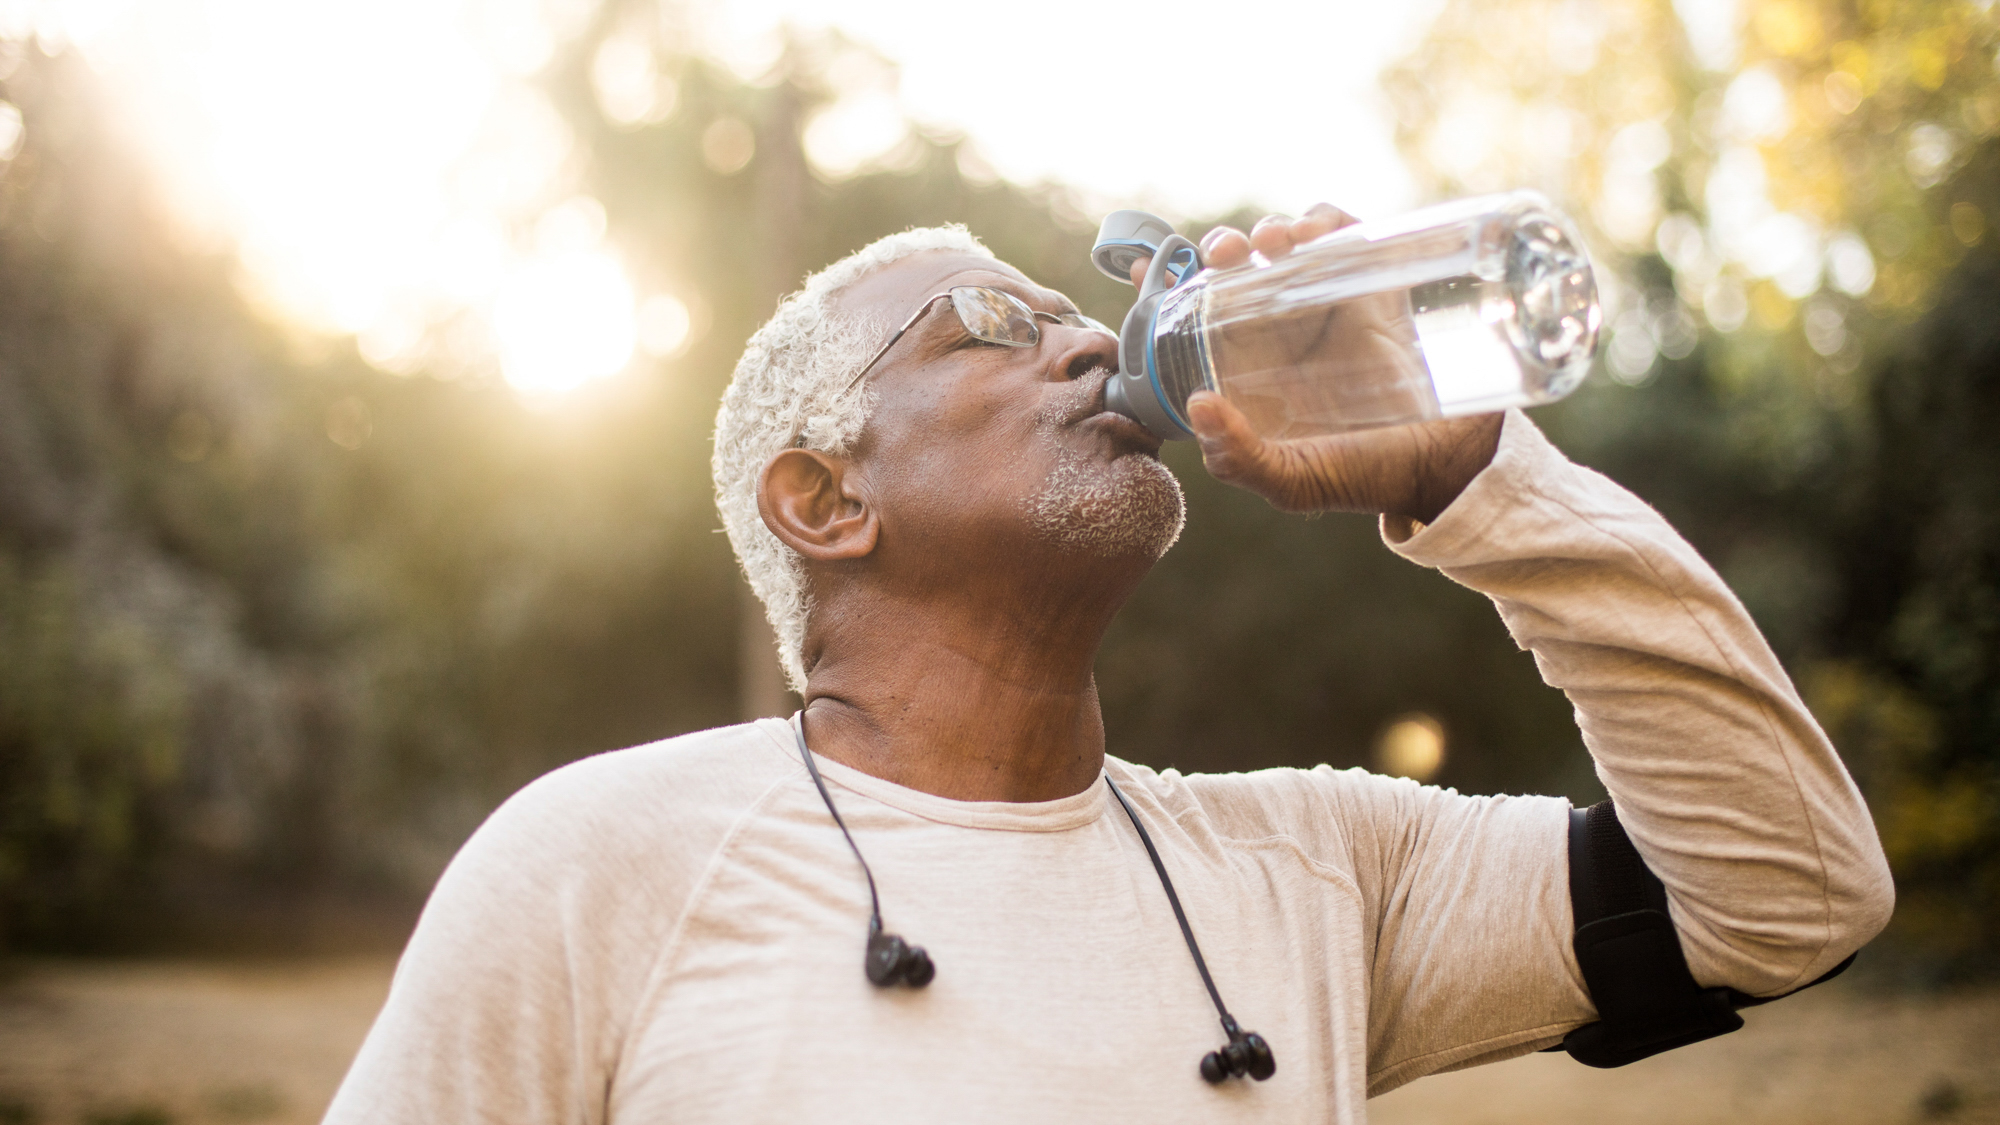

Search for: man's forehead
xmin=834 ymin=251 xmax=1064 ymax=323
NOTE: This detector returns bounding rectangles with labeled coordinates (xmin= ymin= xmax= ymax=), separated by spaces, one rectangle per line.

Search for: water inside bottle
xmin=1194 ymin=209 xmax=1596 ymax=439
xmin=1208 ymin=275 xmax=1549 ymax=439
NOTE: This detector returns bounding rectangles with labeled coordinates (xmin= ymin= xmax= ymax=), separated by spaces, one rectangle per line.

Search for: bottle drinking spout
xmin=1102 ymin=375 xmax=1142 ymax=428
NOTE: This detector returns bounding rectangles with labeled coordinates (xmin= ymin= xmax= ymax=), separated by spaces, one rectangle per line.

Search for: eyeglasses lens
xmin=949 ymin=286 xmax=1039 ymax=347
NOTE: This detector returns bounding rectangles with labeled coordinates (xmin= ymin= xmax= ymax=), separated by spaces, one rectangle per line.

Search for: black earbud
xmin=1199 ymin=1016 xmax=1276 ymax=1083
xmin=795 ymin=719 xmax=938 ymax=991
xmin=865 ymin=926 xmax=936 ymax=988
xmin=1105 ymin=777 xmax=1278 ymax=1087
xmin=796 ymin=716 xmax=1275 ymax=1081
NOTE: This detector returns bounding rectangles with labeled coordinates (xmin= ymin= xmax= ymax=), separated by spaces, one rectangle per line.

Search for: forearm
xmin=1384 ymin=411 xmax=1893 ymax=996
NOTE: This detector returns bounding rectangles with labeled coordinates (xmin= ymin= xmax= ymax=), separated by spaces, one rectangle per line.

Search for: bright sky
xmin=9 ymin=0 xmax=1440 ymax=396
xmin=704 ymin=0 xmax=1437 ymax=221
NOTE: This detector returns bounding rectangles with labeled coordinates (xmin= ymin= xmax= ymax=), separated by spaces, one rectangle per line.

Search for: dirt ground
xmin=1369 ymin=982 xmax=2000 ymax=1125
xmin=0 ymin=958 xmax=392 ymax=1125
xmin=0 ymin=956 xmax=1994 ymax=1124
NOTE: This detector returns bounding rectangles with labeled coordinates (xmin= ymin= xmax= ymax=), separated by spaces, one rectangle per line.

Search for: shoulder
xmin=325 ymin=728 xmax=804 ymax=1119
xmin=1108 ymin=755 xmax=1557 ymax=853
xmin=428 ymin=718 xmax=803 ymax=925
xmin=500 ymin=718 xmax=800 ymax=825
xmin=1106 ymin=756 xmax=1426 ymax=844
xmin=471 ymin=718 xmax=801 ymax=868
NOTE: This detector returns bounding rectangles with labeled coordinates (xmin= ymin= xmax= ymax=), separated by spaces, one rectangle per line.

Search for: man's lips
xmin=1048 ymin=370 xmax=1160 ymax=452
xmin=1076 ymin=406 xmax=1164 ymax=456
xmin=1063 ymin=370 xmax=1164 ymax=455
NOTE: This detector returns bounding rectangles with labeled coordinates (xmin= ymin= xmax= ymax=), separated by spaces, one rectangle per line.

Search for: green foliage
xmin=0 ymin=48 xmax=746 ymax=948
xmin=0 ymin=53 xmax=310 ymax=945
xmin=1102 ymin=445 xmax=1588 ymax=796
xmin=1818 ymin=242 xmax=2000 ymax=975
xmin=557 ymin=22 xmax=1596 ymax=797
xmin=0 ymin=0 xmax=1988 ymax=982
xmin=0 ymin=556 xmax=184 ymax=942
xmin=0 ymin=21 xmax=1600 ymax=953
xmin=1388 ymin=0 xmax=2000 ymax=976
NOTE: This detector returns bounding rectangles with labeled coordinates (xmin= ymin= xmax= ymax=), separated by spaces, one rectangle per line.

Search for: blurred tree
xmin=34 ymin=0 xmax=1954 ymax=958
xmin=0 ymin=45 xmax=749 ymax=950
xmin=0 ymin=2 xmax=1613 ymax=953
xmin=554 ymin=8 xmax=1591 ymax=798
xmin=1385 ymin=0 xmax=2000 ymax=975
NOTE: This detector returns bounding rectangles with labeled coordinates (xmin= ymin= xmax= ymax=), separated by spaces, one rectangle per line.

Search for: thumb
xmin=1186 ymin=391 xmax=1290 ymax=496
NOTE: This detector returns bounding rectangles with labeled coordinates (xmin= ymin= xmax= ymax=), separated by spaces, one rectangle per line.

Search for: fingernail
xmin=1186 ymin=394 xmax=1221 ymax=436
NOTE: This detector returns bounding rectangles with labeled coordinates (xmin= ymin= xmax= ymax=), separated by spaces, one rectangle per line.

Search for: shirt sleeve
xmin=321 ymin=744 xmax=774 ymax=1125
xmin=1347 ymin=409 xmax=1893 ymax=1090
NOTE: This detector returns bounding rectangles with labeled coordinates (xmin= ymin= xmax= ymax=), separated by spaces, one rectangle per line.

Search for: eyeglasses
xmin=844 ymin=285 xmax=1114 ymax=392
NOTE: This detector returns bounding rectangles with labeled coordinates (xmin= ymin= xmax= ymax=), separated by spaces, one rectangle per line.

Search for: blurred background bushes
xmin=1388 ymin=0 xmax=2000 ymax=977
xmin=0 ymin=0 xmax=1992 ymax=981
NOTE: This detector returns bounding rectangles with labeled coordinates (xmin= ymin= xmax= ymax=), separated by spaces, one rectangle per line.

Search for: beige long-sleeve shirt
xmin=324 ymin=410 xmax=1892 ymax=1124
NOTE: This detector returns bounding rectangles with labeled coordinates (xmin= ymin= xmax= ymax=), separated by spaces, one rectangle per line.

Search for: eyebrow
xmin=962 ymin=273 xmax=1082 ymax=317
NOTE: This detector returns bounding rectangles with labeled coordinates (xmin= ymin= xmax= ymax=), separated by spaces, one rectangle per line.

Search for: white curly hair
xmin=713 ymin=224 xmax=996 ymax=692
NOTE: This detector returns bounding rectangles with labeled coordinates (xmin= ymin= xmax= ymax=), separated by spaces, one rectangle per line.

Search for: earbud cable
xmin=794 ymin=714 xmax=1240 ymax=1037
xmin=793 ymin=715 xmax=885 ymax=934
xmin=1105 ymin=775 xmax=1237 ymax=1034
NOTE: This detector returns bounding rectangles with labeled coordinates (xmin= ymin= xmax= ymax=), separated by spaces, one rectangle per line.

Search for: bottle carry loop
xmin=1554 ymin=799 xmax=1855 ymax=1067
xmin=1102 ymin=229 xmax=1205 ymax=441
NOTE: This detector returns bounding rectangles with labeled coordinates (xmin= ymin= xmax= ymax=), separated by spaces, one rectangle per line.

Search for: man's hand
xmin=1129 ymin=203 xmax=1502 ymax=524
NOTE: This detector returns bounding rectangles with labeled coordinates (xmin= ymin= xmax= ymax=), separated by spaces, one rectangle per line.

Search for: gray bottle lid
xmin=1091 ymin=209 xmax=1181 ymax=284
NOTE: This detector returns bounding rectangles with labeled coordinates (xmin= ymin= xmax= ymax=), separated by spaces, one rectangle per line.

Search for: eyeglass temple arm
xmin=844 ymin=293 xmax=954 ymax=393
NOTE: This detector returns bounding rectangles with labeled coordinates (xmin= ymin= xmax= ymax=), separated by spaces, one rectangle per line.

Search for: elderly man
xmin=326 ymin=206 xmax=1892 ymax=1123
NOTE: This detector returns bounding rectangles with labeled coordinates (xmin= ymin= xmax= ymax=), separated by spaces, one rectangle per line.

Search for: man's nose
xmin=1051 ymin=324 xmax=1120 ymax=382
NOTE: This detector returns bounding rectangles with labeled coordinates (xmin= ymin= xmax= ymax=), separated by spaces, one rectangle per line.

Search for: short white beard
xmin=1026 ymin=446 xmax=1187 ymax=560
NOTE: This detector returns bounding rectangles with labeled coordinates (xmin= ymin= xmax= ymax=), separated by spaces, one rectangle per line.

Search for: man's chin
xmin=1027 ymin=452 xmax=1186 ymax=561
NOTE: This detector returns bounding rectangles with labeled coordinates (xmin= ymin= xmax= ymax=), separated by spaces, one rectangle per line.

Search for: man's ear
xmin=757 ymin=449 xmax=879 ymax=561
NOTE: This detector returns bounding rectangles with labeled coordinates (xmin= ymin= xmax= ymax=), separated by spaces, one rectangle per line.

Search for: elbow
xmin=1686 ymin=841 xmax=1897 ymax=997
xmin=1827 ymin=846 xmax=1896 ymax=960
xmin=1767 ymin=841 xmax=1897 ymax=993
xmin=1780 ymin=798 xmax=1899 ymax=984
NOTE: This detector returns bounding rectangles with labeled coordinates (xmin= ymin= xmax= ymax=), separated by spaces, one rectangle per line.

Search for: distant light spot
xmin=1376 ymin=714 xmax=1446 ymax=782
xmin=492 ymin=249 xmax=636 ymax=397
xmin=1949 ymin=202 xmax=1985 ymax=247
xmin=702 ymin=117 xmax=755 ymax=175
xmin=0 ymin=101 xmax=22 ymax=161
xmin=325 ymin=397 xmax=372 ymax=450
xmin=636 ymin=293 xmax=692 ymax=358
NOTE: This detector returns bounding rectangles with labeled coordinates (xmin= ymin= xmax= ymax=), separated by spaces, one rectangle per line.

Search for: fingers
xmin=1244 ymin=205 xmax=1354 ymax=261
xmin=1291 ymin=202 xmax=1357 ymax=244
xmin=1127 ymin=205 xmax=1353 ymax=287
xmin=1127 ymin=222 xmax=1258 ymax=285
xmin=1201 ymin=225 xmax=1252 ymax=269
xmin=1186 ymin=390 xmax=1294 ymax=499
xmin=1249 ymin=214 xmax=1294 ymax=259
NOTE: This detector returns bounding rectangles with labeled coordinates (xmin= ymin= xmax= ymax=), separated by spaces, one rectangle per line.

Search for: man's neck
xmin=796 ymin=583 xmax=1120 ymax=803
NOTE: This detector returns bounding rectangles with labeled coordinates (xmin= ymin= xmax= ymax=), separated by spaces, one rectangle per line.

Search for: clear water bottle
xmin=1091 ymin=192 xmax=1601 ymax=441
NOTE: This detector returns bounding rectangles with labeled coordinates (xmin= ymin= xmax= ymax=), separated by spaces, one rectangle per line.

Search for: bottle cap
xmin=1091 ymin=209 xmax=1181 ymax=283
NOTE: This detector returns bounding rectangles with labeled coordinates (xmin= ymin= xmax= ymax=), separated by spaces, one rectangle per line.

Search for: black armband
xmin=1553 ymin=799 xmax=1855 ymax=1068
